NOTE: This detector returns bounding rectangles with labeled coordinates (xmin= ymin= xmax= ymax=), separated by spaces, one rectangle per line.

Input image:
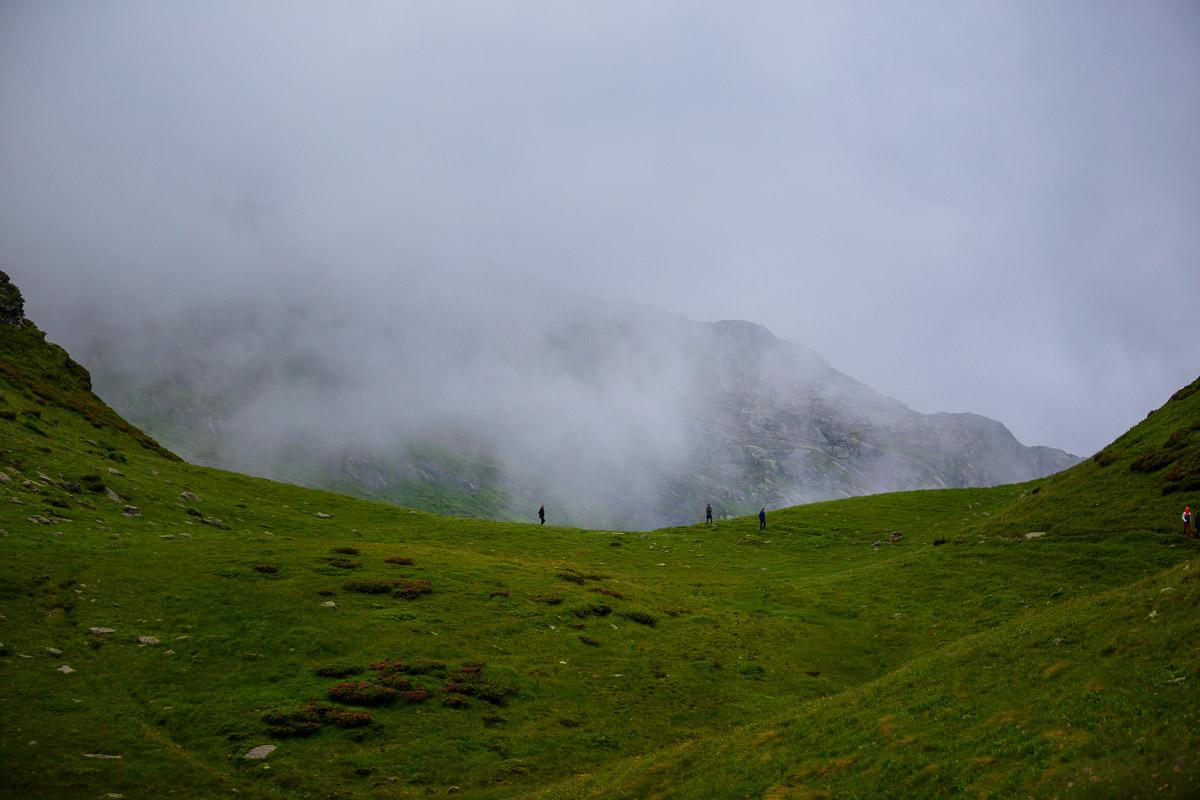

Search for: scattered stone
xmin=321 ymin=601 xmax=338 ymax=609
xmin=872 ymin=541 xmax=882 ymax=549
xmin=137 ymin=636 xmax=160 ymax=645
xmin=37 ymin=471 xmax=53 ymax=482
xmin=160 ymin=534 xmax=175 ymax=540
xmin=122 ymin=505 xmax=141 ymax=517
xmin=180 ymin=491 xmax=200 ymax=502
xmin=889 ymin=531 xmax=903 ymax=543
xmin=179 ymin=532 xmax=192 ymax=538
xmin=200 ymin=517 xmax=228 ymax=530
xmin=22 ymin=480 xmax=41 ymax=491
xmin=107 ymin=467 xmax=124 ymax=476
xmin=315 ymin=512 xmax=333 ymax=519
xmin=243 ymin=744 xmax=276 ymax=760
xmin=103 ymin=794 xmax=126 ymax=799
xmin=104 ymin=487 xmax=121 ymax=503
xmin=148 ymin=467 xmax=158 ymax=476
xmin=45 ymin=647 xmax=63 ymax=656
xmin=81 ymin=753 xmax=123 ymax=759
xmin=1024 ymin=531 xmax=1046 ymax=540
xmin=0 ymin=472 xmax=8 ymax=482
xmin=57 ymin=664 xmax=75 ymax=674
xmin=26 ymin=515 xmax=51 ymax=525
xmin=88 ymin=627 xmax=116 ymax=635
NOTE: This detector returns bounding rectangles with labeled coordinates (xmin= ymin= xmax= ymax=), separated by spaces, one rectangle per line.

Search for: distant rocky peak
xmin=0 ymin=271 xmax=26 ymax=326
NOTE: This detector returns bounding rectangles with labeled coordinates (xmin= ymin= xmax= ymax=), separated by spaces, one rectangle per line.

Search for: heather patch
xmin=327 ymin=681 xmax=398 ymax=706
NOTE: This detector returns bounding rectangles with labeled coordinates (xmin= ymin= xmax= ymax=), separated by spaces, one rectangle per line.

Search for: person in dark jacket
xmin=759 ymin=507 xmax=766 ymax=530
xmin=538 ymin=504 xmax=545 ymax=526
xmin=1184 ymin=506 xmax=1193 ymax=538
xmin=705 ymin=504 xmax=713 ymax=525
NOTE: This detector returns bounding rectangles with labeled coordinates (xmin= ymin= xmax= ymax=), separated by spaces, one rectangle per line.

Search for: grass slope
xmin=0 ymin=311 xmax=1198 ymax=799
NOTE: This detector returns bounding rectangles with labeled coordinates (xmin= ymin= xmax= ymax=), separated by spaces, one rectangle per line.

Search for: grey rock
xmin=315 ymin=512 xmax=333 ymax=519
xmin=243 ymin=744 xmax=276 ymax=760
xmin=1024 ymin=531 xmax=1047 ymax=539
xmin=137 ymin=636 xmax=160 ymax=645
xmin=122 ymin=505 xmax=140 ymax=517
xmin=180 ymin=491 xmax=200 ymax=502
xmin=104 ymin=487 xmax=122 ymax=503
xmin=45 ymin=647 xmax=63 ymax=656
xmin=57 ymin=664 xmax=75 ymax=674
xmin=0 ymin=472 xmax=9 ymax=483
xmin=88 ymin=627 xmax=116 ymax=635
xmin=200 ymin=517 xmax=228 ymax=530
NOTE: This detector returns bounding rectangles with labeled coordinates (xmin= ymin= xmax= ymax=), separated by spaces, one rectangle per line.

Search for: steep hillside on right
xmin=978 ymin=376 xmax=1200 ymax=540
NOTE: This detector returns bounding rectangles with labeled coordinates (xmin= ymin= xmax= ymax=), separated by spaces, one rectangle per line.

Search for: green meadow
xmin=1 ymin=318 xmax=1198 ymax=798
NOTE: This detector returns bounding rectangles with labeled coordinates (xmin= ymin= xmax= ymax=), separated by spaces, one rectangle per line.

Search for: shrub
xmin=590 ymin=587 xmax=625 ymax=600
xmin=571 ymin=603 xmax=612 ymax=618
xmin=578 ymin=635 xmax=601 ymax=647
xmin=374 ymin=673 xmax=412 ymax=690
xmin=322 ymin=708 xmax=373 ymax=729
xmin=343 ymin=579 xmax=395 ymax=594
xmin=530 ymin=594 xmax=563 ymax=605
xmin=328 ymin=681 xmax=397 ymax=706
xmin=314 ymin=663 xmax=363 ymax=678
xmin=0 ymin=410 xmax=15 ymax=421
xmin=489 ymin=590 xmax=510 ymax=599
xmin=620 ymin=610 xmax=658 ymax=627
xmin=383 ymin=555 xmax=413 ymax=565
xmin=400 ymin=689 xmax=430 ymax=704
xmin=393 ymin=579 xmax=432 ymax=600
xmin=262 ymin=705 xmax=322 ymax=737
xmin=317 ymin=588 xmax=337 ymax=596
xmin=443 ymin=666 xmax=515 ymax=705
xmin=442 ymin=693 xmax=468 ymax=708
xmin=556 ymin=571 xmax=587 ymax=585
xmin=80 ymin=474 xmax=105 ymax=493
xmin=1131 ymin=451 xmax=1174 ymax=473
xmin=371 ymin=658 xmax=446 ymax=676
xmin=186 ymin=507 xmax=202 ymax=517
xmin=253 ymin=564 xmax=279 ymax=574
xmin=326 ymin=557 xmax=361 ymax=570
xmin=333 ymin=546 xmax=360 ymax=555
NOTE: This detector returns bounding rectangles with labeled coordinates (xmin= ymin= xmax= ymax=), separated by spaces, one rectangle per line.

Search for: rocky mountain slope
xmin=37 ymin=277 xmax=1076 ymax=528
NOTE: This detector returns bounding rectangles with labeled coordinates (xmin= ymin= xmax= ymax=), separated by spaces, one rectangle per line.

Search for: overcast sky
xmin=2 ymin=1 xmax=1198 ymax=457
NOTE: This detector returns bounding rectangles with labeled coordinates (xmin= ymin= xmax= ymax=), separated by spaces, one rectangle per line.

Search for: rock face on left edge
xmin=0 ymin=271 xmax=27 ymax=326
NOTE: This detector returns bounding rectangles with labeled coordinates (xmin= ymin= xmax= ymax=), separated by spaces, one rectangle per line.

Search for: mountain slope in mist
xmin=50 ymin=282 xmax=1077 ymax=529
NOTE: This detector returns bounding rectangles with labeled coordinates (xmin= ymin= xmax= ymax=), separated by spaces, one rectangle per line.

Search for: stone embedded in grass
xmin=57 ymin=664 xmax=75 ymax=674
xmin=200 ymin=517 xmax=228 ymax=530
xmin=315 ymin=512 xmax=333 ymax=519
xmin=321 ymin=600 xmax=338 ymax=609
xmin=88 ymin=627 xmax=116 ymax=635
xmin=180 ymin=490 xmax=200 ymax=502
xmin=121 ymin=505 xmax=140 ymax=517
xmin=1024 ymin=531 xmax=1047 ymax=540
xmin=243 ymin=744 xmax=277 ymax=759
xmin=137 ymin=636 xmax=159 ymax=645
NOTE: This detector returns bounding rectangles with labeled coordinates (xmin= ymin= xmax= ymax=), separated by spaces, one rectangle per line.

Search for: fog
xmin=2 ymin=2 xmax=1198 ymax=517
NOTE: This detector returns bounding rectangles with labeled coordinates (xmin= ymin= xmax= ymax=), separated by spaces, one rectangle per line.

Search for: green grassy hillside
xmin=1 ymin=301 xmax=1197 ymax=799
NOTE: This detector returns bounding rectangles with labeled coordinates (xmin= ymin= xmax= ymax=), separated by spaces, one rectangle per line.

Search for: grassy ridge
xmin=1 ymin=314 xmax=1198 ymax=798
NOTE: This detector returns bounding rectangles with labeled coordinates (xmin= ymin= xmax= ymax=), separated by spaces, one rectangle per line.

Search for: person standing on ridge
xmin=706 ymin=504 xmax=713 ymax=525
xmin=759 ymin=507 xmax=766 ymax=530
xmin=538 ymin=504 xmax=545 ymax=526
xmin=1184 ymin=506 xmax=1193 ymax=537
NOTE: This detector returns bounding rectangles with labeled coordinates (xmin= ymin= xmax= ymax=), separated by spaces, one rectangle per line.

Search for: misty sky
xmin=2 ymin=1 xmax=1198 ymax=457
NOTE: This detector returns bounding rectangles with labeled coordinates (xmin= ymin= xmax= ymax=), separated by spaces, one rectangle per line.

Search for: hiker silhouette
xmin=538 ymin=504 xmax=545 ymax=526
xmin=759 ymin=507 xmax=766 ymax=530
